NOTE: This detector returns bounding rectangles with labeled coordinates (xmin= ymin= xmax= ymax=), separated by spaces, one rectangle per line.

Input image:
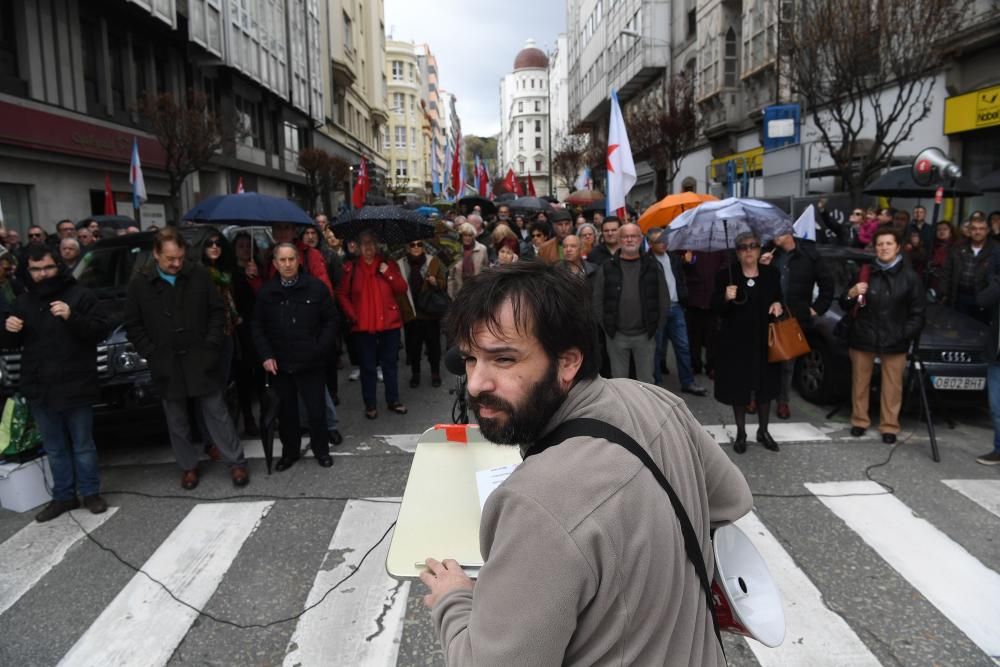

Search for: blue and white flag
xmin=129 ymin=138 xmax=147 ymax=210
xmin=431 ymin=136 xmax=441 ymax=196
xmin=574 ymin=167 xmax=591 ymax=191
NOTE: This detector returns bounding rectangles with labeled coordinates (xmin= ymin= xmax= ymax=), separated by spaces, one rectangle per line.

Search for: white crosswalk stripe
xmin=807 ymin=481 xmax=1000 ymax=660
xmin=2 ymin=479 xmax=1000 ymax=666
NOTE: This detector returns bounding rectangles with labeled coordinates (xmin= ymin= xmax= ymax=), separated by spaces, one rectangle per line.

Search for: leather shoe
xmin=329 ymin=429 xmax=343 ymax=446
xmin=230 ymin=466 xmax=249 ymax=487
xmin=882 ymin=433 xmax=897 ymax=445
xmin=776 ymin=402 xmax=791 ymax=420
xmin=35 ymin=498 xmax=80 ymax=523
xmin=82 ymin=495 xmax=108 ymax=514
xmin=681 ymin=384 xmax=708 ymax=397
xmin=733 ymin=432 xmax=748 ymax=454
xmin=275 ymin=456 xmax=299 ymax=472
xmin=181 ymin=469 xmax=199 ymax=490
xmin=850 ymin=426 xmax=866 ymax=437
xmin=316 ymin=455 xmax=334 ymax=468
xmin=757 ymin=430 xmax=780 ymax=451
xmin=206 ymin=445 xmax=222 ymax=462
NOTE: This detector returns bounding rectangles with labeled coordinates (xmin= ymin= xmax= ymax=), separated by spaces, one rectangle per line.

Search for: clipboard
xmin=386 ymin=424 xmax=522 ymax=580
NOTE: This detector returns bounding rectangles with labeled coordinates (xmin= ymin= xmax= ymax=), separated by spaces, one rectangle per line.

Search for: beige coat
xmin=432 ymin=376 xmax=753 ymax=666
xmin=447 ymin=241 xmax=489 ymax=299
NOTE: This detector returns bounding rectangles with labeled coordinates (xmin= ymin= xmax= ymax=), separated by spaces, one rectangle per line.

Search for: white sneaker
xmin=348 ymin=368 xmax=360 ymax=381
xmin=377 ymin=367 xmax=384 ymax=383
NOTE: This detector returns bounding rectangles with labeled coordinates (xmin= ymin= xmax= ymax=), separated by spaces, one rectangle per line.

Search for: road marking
xmin=734 ymin=512 xmax=880 ymax=666
xmin=380 ymin=433 xmax=420 ymax=453
xmin=57 ymin=501 xmax=273 ymax=667
xmin=704 ymin=422 xmax=831 ymax=444
xmin=284 ymin=499 xmax=407 ymax=667
xmin=101 ymin=440 xmax=359 ymax=467
xmin=942 ymin=479 xmax=1000 ymax=519
xmin=807 ymin=481 xmax=1000 ymax=659
xmin=0 ymin=508 xmax=119 ymax=616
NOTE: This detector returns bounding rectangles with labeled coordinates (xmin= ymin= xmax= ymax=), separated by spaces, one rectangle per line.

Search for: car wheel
xmin=795 ymin=343 xmax=844 ymax=405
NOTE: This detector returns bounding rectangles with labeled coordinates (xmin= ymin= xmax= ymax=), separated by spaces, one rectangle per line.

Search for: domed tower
xmin=498 ymin=39 xmax=551 ymax=197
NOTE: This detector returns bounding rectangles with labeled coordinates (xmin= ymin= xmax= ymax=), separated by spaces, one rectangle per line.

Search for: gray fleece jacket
xmin=432 ymin=376 xmax=753 ymax=666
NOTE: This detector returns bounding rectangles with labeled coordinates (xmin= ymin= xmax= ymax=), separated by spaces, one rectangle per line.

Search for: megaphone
xmin=912 ymin=147 xmax=962 ymax=186
xmin=711 ymin=524 xmax=786 ymax=647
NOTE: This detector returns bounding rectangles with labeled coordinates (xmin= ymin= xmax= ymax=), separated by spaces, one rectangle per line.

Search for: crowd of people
xmin=3 ymin=196 xmax=1000 ymax=524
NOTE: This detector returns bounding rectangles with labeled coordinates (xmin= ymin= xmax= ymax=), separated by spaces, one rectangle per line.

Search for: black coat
xmin=840 ymin=259 xmax=925 ymax=355
xmin=124 ymin=260 xmax=226 ymax=400
xmin=0 ymin=273 xmax=109 ymax=410
xmin=251 ymin=273 xmax=337 ymax=374
xmin=711 ymin=263 xmax=782 ymax=405
xmin=767 ymin=239 xmax=834 ymax=324
xmin=939 ymin=240 xmax=998 ymax=304
xmin=592 ymin=252 xmax=666 ymax=339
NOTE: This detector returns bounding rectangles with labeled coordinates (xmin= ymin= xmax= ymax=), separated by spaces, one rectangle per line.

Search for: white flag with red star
xmin=606 ymin=90 xmax=636 ymax=219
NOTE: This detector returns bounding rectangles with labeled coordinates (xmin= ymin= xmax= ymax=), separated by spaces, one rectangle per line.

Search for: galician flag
xmin=431 ymin=136 xmax=441 ymax=196
xmin=605 ymin=90 xmax=635 ymax=219
xmin=129 ymin=138 xmax=147 ymax=210
xmin=574 ymin=167 xmax=592 ymax=191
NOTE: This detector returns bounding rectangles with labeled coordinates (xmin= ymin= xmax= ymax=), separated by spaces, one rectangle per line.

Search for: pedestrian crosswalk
xmin=1 ymin=479 xmax=998 ymax=666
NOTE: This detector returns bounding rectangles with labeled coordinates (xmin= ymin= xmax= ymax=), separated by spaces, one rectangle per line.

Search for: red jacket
xmin=252 ymin=241 xmax=333 ymax=295
xmin=337 ymin=255 xmax=407 ymax=333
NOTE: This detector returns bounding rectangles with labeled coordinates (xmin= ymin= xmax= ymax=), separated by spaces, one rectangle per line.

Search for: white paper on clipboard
xmin=475 ymin=463 xmax=518 ymax=511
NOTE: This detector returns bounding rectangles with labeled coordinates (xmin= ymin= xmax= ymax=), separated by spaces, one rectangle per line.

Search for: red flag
xmin=503 ymin=168 xmax=517 ymax=194
xmin=514 ymin=177 xmax=524 ymax=197
xmin=103 ymin=173 xmax=115 ymax=215
xmin=477 ymin=161 xmax=488 ymax=197
xmin=450 ymin=134 xmax=463 ymax=195
xmin=352 ymin=157 xmax=369 ymax=208
xmin=236 ymin=176 xmax=245 ymax=193
xmin=526 ymin=173 xmax=537 ymax=197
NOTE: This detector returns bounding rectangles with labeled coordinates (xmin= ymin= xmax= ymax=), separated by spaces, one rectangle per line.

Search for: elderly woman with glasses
xmin=397 ymin=238 xmax=447 ymax=388
xmin=447 ymin=222 xmax=489 ymax=299
xmin=712 ymin=231 xmax=784 ymax=453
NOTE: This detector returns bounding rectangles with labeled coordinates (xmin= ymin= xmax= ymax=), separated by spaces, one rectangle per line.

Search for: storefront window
xmin=0 ymin=184 xmax=34 ymax=234
xmin=961 ymin=126 xmax=1000 ymax=218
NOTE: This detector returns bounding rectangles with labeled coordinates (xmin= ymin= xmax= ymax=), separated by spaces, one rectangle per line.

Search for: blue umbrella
xmin=415 ymin=206 xmax=440 ymax=217
xmin=182 ymin=192 xmax=313 ymax=226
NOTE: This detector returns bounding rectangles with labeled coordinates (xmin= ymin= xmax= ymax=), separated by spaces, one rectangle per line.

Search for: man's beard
xmin=469 ymin=360 xmax=567 ymax=446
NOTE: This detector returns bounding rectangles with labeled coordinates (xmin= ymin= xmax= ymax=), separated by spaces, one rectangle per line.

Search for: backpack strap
xmin=526 ymin=418 xmax=724 ymax=652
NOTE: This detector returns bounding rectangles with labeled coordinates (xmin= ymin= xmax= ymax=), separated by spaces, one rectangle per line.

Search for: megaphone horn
xmin=711 ymin=524 xmax=786 ymax=648
xmin=912 ymin=147 xmax=961 ymax=186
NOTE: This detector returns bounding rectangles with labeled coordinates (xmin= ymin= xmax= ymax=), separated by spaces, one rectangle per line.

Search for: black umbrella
xmin=509 ymin=196 xmax=551 ymax=213
xmin=259 ymin=376 xmax=280 ymax=474
xmin=863 ymin=166 xmax=982 ymax=198
xmin=495 ymin=193 xmax=517 ymax=202
xmin=540 ymin=195 xmax=559 ymax=204
xmin=458 ymin=196 xmax=497 ymax=216
xmin=977 ymin=169 xmax=1000 ymax=193
xmin=330 ymin=206 xmax=437 ymax=244
xmin=75 ymin=214 xmax=136 ymax=230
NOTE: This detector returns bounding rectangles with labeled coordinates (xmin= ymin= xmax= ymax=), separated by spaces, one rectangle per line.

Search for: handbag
xmin=768 ymin=311 xmax=811 ymax=362
xmin=416 ymin=287 xmax=451 ymax=317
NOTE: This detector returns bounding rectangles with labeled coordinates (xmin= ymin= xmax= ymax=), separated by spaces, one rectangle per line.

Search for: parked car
xmin=793 ymin=245 xmax=989 ymax=404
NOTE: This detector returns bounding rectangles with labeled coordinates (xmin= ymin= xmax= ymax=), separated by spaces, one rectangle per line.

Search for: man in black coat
xmin=2 ymin=246 xmax=110 ymax=522
xmin=761 ymin=232 xmax=834 ymax=419
xmin=252 ymin=243 xmax=338 ymax=471
xmin=124 ymin=228 xmax=248 ymax=490
xmin=939 ymin=218 xmax=998 ymax=325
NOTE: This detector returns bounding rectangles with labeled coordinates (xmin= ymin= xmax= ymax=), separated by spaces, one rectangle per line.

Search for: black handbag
xmin=416 ymin=287 xmax=451 ymax=316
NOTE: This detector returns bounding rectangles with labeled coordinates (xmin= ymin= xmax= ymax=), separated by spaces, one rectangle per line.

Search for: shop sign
xmin=944 ymin=84 xmax=1000 ymax=134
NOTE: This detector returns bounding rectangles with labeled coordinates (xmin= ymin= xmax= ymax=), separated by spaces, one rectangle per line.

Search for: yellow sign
xmin=944 ymin=84 xmax=1000 ymax=134
xmin=710 ymin=146 xmax=764 ymax=180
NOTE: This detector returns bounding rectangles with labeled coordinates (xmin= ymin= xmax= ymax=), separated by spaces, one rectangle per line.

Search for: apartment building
xmin=384 ymin=39 xmax=426 ymax=197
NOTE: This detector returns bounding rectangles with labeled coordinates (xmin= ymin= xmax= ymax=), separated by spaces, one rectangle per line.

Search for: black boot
xmin=757 ymin=429 xmax=780 ymax=451
xmin=733 ymin=430 xmax=748 ymax=454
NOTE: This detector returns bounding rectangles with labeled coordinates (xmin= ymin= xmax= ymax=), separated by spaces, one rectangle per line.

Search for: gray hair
xmin=457 ymin=222 xmax=477 ymax=236
xmin=576 ymin=222 xmax=598 ymax=239
xmin=273 ymin=242 xmax=298 ymax=256
xmin=733 ymin=231 xmax=760 ymax=247
xmin=59 ymin=237 xmax=80 ymax=251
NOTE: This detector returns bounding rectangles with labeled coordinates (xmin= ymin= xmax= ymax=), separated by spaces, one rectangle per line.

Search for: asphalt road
xmin=0 ymin=357 xmax=998 ymax=667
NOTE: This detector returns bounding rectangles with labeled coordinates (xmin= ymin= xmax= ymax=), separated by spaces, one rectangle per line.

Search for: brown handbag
xmin=768 ymin=311 xmax=811 ymax=362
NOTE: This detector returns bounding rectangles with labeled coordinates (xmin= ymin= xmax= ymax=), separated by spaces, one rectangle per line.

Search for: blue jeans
xmin=988 ymin=362 xmax=1000 ymax=452
xmin=29 ymin=403 xmax=100 ymax=501
xmin=654 ymin=303 xmax=696 ymax=388
xmin=353 ymin=329 xmax=402 ymax=409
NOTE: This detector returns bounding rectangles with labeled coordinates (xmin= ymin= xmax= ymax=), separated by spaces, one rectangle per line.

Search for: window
xmin=519 ymin=159 xmax=525 ymax=172
xmin=393 ymin=92 xmax=405 ymax=113
xmin=343 ymin=12 xmax=353 ymax=52
xmin=409 ymin=95 xmax=415 ymax=114
xmin=535 ymin=120 xmax=541 ymax=132
xmin=410 ymin=127 xmax=417 ymax=147
xmin=535 ymin=160 xmax=542 ymax=171
xmin=395 ymin=126 xmax=406 ymax=148
xmin=531 ymin=79 xmax=535 ymax=88
xmin=535 ymin=136 xmax=542 ymax=149
xmin=408 ymin=63 xmax=415 ymax=81
xmin=392 ymin=60 xmax=403 ymax=80
xmin=396 ymin=159 xmax=408 ymax=177
xmin=535 ymin=100 xmax=541 ymax=112
xmin=518 ymin=121 xmax=523 ymax=134
xmin=724 ymin=28 xmax=737 ymax=86
xmin=518 ymin=137 xmax=524 ymax=149
xmin=235 ymin=95 xmax=262 ymax=148
xmin=687 ymin=9 xmax=697 ymax=39
xmin=412 ymin=160 xmax=417 ymax=175
xmin=518 ymin=101 xmax=523 ymax=113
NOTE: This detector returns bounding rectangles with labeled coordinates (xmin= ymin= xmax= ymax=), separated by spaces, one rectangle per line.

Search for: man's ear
xmin=557 ymin=347 xmax=583 ymax=390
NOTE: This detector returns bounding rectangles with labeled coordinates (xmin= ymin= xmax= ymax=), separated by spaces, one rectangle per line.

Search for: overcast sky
xmin=383 ymin=0 xmax=566 ymax=137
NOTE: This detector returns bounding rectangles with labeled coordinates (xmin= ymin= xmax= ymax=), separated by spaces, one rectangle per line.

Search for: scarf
xmin=462 ymin=242 xmax=476 ymax=278
xmin=407 ymin=254 xmax=426 ymax=295
xmin=875 ymin=255 xmax=903 ymax=271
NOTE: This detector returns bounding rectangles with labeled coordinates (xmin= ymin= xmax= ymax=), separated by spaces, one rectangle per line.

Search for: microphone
xmin=444 ymin=347 xmax=466 ymax=376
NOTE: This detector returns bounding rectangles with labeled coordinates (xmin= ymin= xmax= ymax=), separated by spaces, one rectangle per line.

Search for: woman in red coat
xmin=337 ymin=231 xmax=409 ymax=419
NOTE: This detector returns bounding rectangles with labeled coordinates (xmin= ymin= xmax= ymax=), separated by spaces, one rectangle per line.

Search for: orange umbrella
xmin=637 ymin=192 xmax=718 ymax=232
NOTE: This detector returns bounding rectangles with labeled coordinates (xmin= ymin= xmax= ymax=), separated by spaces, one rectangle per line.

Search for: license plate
xmin=932 ymin=376 xmax=986 ymax=391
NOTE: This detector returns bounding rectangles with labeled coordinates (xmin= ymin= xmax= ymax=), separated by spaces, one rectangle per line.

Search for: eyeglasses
xmin=28 ymin=264 xmax=58 ymax=274
xmin=409 ymin=241 xmax=424 ymax=248
xmin=851 ymin=211 xmax=863 ymax=216
xmin=205 ymin=239 xmax=223 ymax=248
xmin=28 ymin=233 xmax=43 ymax=239
xmin=735 ymin=243 xmax=760 ymax=251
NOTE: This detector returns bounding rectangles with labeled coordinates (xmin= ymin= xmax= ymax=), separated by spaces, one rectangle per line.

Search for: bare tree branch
xmin=626 ymin=74 xmax=699 ymax=199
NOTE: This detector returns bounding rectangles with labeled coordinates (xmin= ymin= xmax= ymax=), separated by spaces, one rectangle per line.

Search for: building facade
xmin=498 ymin=40 xmax=552 ymax=197
xmin=549 ymin=33 xmax=571 ymax=200
xmin=384 ymin=39 xmax=426 ymax=197
xmin=417 ymin=45 xmax=446 ymax=197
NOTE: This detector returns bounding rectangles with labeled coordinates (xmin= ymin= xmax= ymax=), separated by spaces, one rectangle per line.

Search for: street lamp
xmin=620 ymin=29 xmax=669 ymax=46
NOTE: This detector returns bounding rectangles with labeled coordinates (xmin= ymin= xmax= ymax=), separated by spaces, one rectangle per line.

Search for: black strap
xmin=526 ymin=418 xmax=724 ymax=651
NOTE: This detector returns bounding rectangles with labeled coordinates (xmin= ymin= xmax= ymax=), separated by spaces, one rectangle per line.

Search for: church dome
xmin=513 ymin=39 xmax=549 ymax=70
